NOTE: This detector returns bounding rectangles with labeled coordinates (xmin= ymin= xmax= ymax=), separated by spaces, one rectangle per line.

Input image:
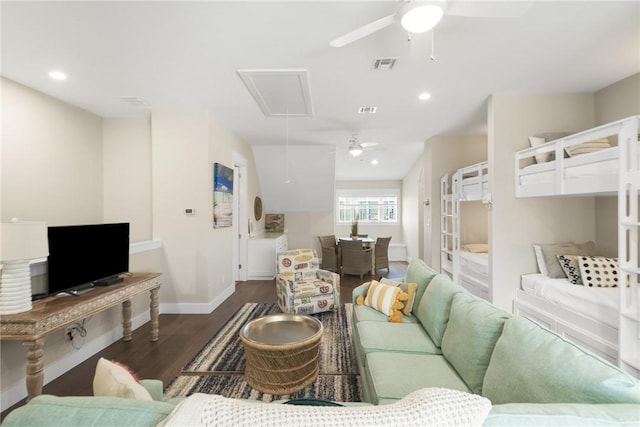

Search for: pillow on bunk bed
xmin=577 ymin=256 xmax=619 ymax=288
xmin=537 ymin=241 xmax=596 ymax=279
xmin=564 ymin=138 xmax=610 ymax=157
xmin=460 ymin=243 xmax=489 ymax=253
xmin=556 ymin=255 xmax=583 ymax=285
xmin=527 ymin=136 xmax=552 ymax=164
xmin=532 ymin=245 xmax=549 ymax=276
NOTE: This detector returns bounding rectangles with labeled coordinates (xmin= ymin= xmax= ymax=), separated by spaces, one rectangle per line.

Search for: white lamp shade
xmin=1 ymin=221 xmax=49 ymax=261
xmin=400 ymin=4 xmax=444 ymax=34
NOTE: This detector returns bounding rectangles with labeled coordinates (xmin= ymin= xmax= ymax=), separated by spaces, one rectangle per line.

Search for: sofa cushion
xmin=404 ymin=258 xmax=438 ymax=310
xmin=356 ymin=321 xmax=441 ymax=355
xmin=483 ymin=316 xmax=640 ymax=404
xmin=414 ymin=274 xmax=467 ymax=348
xmin=366 ymin=352 xmax=471 ymax=403
xmin=1 ymin=395 xmax=176 ymax=427
xmin=441 ymin=293 xmax=510 ymax=395
xmin=352 ymin=304 xmax=419 ymax=324
xmin=484 ymin=403 xmax=640 ymax=427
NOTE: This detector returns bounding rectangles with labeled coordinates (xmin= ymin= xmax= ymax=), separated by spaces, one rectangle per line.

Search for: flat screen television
xmin=46 ymin=223 xmax=130 ymax=296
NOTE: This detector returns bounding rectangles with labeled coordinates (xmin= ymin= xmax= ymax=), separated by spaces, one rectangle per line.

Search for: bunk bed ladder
xmin=618 ymin=116 xmax=640 ymax=377
xmin=440 ymin=174 xmax=454 ymax=278
xmin=451 ymin=171 xmax=461 ymax=286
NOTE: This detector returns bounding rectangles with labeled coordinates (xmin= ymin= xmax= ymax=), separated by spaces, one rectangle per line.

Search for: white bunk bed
xmin=513 ymin=115 xmax=640 ymax=376
xmin=439 ymin=162 xmax=491 ymax=300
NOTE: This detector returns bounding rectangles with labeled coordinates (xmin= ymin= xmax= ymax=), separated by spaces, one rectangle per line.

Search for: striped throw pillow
xmin=361 ymin=280 xmax=408 ymax=322
xmin=380 ymin=277 xmax=417 ymax=316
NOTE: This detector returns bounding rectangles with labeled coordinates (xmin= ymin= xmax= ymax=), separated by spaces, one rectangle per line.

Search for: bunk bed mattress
xmin=520 ymin=274 xmax=619 ymax=328
xmin=518 ymin=157 xmax=617 ymax=185
xmin=459 ymin=252 xmax=489 ymax=280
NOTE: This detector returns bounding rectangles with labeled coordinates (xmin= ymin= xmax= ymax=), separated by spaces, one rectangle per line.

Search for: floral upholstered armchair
xmin=275 ymin=249 xmax=340 ymax=315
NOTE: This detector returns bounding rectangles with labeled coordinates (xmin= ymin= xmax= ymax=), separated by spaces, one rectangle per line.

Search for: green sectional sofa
xmin=352 ymin=258 xmax=640 ymax=425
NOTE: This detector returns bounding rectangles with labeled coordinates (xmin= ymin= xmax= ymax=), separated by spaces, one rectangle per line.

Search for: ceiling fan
xmin=329 ymin=0 xmax=533 ymax=48
xmin=347 ymin=137 xmax=383 ymax=157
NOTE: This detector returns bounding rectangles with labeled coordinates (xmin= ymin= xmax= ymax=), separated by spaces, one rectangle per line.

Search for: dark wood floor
xmin=2 ymin=262 xmax=407 ymax=418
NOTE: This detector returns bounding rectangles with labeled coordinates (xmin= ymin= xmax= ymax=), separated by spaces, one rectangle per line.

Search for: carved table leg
xmin=150 ymin=287 xmax=159 ymax=342
xmin=23 ymin=338 xmax=44 ymax=401
xmin=122 ymin=300 xmax=132 ymax=342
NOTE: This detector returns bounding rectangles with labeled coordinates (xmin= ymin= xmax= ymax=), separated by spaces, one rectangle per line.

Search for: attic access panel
xmin=237 ymin=69 xmax=314 ymax=117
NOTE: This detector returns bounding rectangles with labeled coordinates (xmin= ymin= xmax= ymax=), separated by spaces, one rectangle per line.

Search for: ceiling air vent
xmin=120 ymin=96 xmax=149 ymax=107
xmin=358 ymin=106 xmax=377 ymax=114
xmin=372 ymin=57 xmax=398 ymax=70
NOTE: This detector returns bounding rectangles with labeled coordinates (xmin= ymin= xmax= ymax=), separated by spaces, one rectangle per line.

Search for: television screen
xmin=46 ymin=223 xmax=130 ymax=295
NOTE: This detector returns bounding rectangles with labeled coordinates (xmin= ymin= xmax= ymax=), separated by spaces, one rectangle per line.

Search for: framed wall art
xmin=213 ymin=162 xmax=234 ymax=228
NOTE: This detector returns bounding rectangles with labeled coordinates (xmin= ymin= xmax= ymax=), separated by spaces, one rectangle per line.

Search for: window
xmin=336 ymin=189 xmax=400 ymax=225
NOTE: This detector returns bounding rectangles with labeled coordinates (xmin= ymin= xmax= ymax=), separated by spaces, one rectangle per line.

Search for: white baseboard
xmin=389 ymin=243 xmax=407 ymax=262
xmin=159 ymin=283 xmax=235 ymax=314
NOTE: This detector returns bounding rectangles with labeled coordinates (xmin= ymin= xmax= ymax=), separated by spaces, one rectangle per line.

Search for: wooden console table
xmin=0 ymin=272 xmax=161 ymax=401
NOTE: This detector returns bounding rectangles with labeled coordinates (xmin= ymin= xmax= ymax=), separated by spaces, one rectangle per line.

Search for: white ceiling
xmin=2 ymin=1 xmax=639 ymax=181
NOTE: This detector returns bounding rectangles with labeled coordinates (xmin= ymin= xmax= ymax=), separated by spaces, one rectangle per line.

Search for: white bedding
xmin=519 ymin=157 xmax=617 ymax=186
xmin=459 ymin=251 xmax=489 ymax=277
xmin=520 ymin=274 xmax=619 ymax=329
xmin=460 ymin=175 xmax=489 ymax=201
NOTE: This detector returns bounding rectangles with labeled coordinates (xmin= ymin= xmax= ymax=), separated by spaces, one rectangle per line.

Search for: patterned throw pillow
xmin=380 ymin=277 xmax=417 ymax=316
xmin=356 ymin=280 xmax=408 ymax=322
xmin=556 ymin=255 xmax=583 ymax=285
xmin=577 ymin=256 xmax=618 ymax=288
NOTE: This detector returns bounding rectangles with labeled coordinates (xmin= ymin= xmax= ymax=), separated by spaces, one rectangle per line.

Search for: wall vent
xmin=372 ymin=57 xmax=398 ymax=70
xmin=358 ymin=106 xmax=377 ymax=114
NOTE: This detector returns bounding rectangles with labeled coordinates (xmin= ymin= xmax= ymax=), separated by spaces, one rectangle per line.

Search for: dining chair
xmin=339 ymin=239 xmax=372 ymax=278
xmin=318 ymin=235 xmax=339 ymax=272
xmin=374 ymin=236 xmax=392 ymax=273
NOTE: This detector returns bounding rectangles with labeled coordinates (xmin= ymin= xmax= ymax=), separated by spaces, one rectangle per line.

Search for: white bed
xmin=515 ymin=119 xmax=640 ymax=198
xmin=513 ymin=116 xmax=640 ymax=375
xmin=456 ymin=161 xmax=489 ymax=202
xmin=520 ymin=273 xmax=619 ymax=329
xmin=515 ymin=274 xmax=619 ymax=365
xmin=457 ymin=251 xmax=489 ymax=300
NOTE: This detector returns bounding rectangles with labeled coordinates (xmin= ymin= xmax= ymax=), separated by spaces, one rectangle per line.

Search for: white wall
xmin=103 ymin=119 xmax=152 ymax=242
xmin=488 ymin=93 xmax=597 ymax=311
xmin=402 ymin=154 xmax=424 ymax=262
xmin=1 ymin=78 xmax=103 ymax=225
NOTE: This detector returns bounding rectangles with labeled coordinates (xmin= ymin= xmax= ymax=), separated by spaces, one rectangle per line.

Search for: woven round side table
xmin=239 ymin=313 xmax=323 ymax=395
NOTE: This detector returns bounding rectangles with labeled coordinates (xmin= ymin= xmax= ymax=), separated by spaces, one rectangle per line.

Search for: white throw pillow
xmin=93 ymin=357 xmax=152 ymax=400
xmin=528 ymin=136 xmax=552 ymax=164
xmin=532 ymin=244 xmax=548 ymax=276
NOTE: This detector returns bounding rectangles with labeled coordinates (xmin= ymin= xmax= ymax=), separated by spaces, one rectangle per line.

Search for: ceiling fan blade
xmin=329 ymin=14 xmax=396 ymax=47
xmin=360 ymin=142 xmax=379 ymax=148
xmin=446 ymin=0 xmax=533 ymax=18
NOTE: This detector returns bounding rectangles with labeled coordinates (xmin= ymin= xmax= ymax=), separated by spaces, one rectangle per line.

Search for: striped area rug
xmin=164 ymin=303 xmax=362 ymax=402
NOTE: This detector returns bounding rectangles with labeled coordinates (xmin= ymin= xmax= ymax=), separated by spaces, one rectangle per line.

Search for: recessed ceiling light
xmin=371 ymin=159 xmax=379 ymax=165
xmin=419 ymin=92 xmax=431 ymax=101
xmin=48 ymin=70 xmax=67 ymax=81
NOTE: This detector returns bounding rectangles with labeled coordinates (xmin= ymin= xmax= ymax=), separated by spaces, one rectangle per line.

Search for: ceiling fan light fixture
xmin=349 ymin=146 xmax=363 ymax=157
xmin=400 ymin=3 xmax=444 ymax=33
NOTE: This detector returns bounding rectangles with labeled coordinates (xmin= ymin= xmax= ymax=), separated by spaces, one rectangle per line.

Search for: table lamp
xmin=0 ymin=220 xmax=48 ymax=315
